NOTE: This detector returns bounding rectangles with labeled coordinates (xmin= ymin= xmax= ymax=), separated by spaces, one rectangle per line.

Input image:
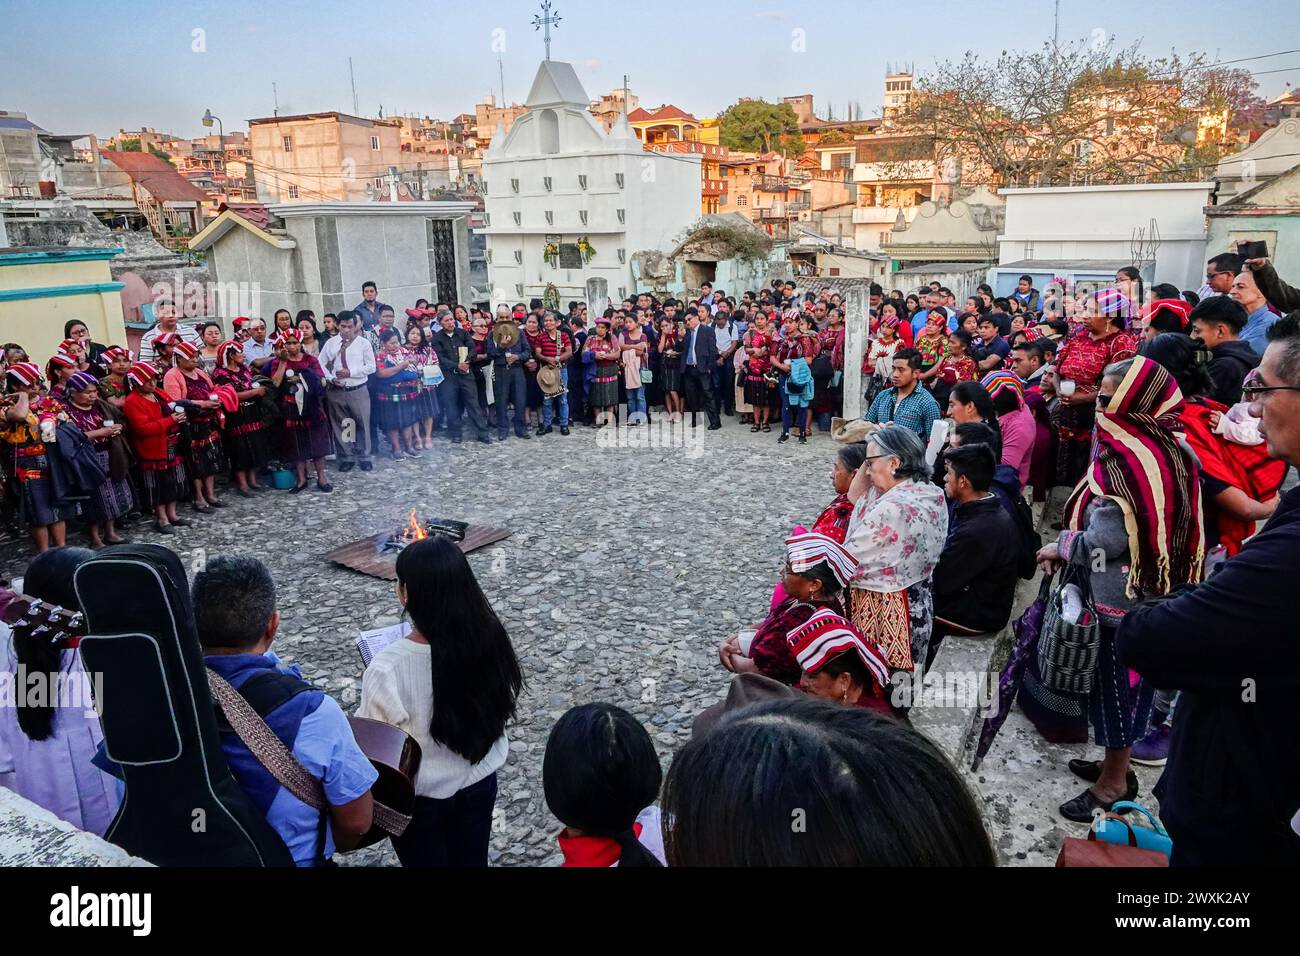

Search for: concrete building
xmin=0 ymin=246 xmax=127 ymax=361
xmin=248 ymin=112 xmax=429 ymax=203
xmin=481 ymin=59 xmax=700 ymax=308
xmin=1206 ymin=161 xmax=1300 ymax=281
xmin=189 ymin=200 xmax=475 ymax=320
xmin=883 ymin=187 xmax=1004 ymax=270
xmin=996 ymin=182 xmax=1215 ymax=289
xmin=1212 ymin=119 xmax=1300 ymax=204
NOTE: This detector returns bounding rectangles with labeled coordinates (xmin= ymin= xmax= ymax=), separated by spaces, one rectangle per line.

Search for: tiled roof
xmin=627 ymin=104 xmax=700 ymax=125
xmin=100 ymin=150 xmax=207 ymax=202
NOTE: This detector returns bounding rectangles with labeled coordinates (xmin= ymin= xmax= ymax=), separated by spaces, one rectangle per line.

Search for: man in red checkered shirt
xmin=533 ymin=312 xmax=574 ymax=435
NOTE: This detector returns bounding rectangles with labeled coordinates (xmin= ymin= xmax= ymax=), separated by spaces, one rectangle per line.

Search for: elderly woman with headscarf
xmin=842 ymin=426 xmax=949 ymax=683
xmin=1034 ymin=355 xmax=1205 ymax=822
xmin=1051 ymin=291 xmax=1138 ymax=486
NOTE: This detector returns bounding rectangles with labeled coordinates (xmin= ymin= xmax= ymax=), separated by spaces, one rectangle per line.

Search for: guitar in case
xmin=73 ymin=544 xmax=294 ymax=867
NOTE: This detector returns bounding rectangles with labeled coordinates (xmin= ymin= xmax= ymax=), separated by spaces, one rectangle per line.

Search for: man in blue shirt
xmin=353 ymin=280 xmax=390 ymax=332
xmin=194 ymin=557 xmax=376 ymax=866
xmin=866 ymin=348 xmax=941 ymax=440
xmin=1229 ymin=268 xmax=1278 ymax=356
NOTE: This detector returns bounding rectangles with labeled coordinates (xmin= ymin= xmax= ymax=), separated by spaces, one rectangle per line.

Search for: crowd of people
xmin=2 ymin=249 xmax=1299 ymax=867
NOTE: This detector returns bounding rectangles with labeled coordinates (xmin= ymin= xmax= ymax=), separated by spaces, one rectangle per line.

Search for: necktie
xmin=339 ymin=339 xmax=350 ymax=375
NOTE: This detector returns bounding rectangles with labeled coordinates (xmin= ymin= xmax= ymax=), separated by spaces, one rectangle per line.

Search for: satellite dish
xmin=949 ymin=200 xmax=969 ymax=218
xmin=918 ymin=201 xmax=937 ymax=217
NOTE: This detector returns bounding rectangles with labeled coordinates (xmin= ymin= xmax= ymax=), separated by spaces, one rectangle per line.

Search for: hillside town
xmin=0 ymin=3 xmax=1298 ymax=918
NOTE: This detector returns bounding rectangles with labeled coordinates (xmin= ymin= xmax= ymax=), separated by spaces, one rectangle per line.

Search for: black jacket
xmin=431 ymin=327 xmax=475 ymax=376
xmin=1117 ymin=485 xmax=1300 ymax=866
xmin=1207 ymin=339 xmax=1259 ymax=407
xmin=680 ymin=322 xmax=719 ymax=372
xmin=932 ymin=495 xmax=1020 ymax=633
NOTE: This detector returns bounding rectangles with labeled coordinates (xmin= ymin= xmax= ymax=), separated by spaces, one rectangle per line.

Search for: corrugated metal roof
xmin=100 ymin=150 xmax=207 ymax=203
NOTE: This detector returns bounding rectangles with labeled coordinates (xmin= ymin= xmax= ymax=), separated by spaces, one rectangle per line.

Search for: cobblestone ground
xmin=0 ymin=416 xmax=1117 ymax=866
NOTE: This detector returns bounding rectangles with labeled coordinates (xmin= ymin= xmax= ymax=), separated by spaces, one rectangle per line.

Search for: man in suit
xmin=681 ymin=306 xmax=722 ymax=430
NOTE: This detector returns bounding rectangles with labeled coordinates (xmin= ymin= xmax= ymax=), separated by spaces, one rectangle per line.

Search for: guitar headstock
xmin=1 ymin=592 xmax=84 ymax=645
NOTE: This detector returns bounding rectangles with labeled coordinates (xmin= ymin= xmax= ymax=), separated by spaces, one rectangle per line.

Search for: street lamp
xmin=201 ymin=109 xmax=223 ymax=143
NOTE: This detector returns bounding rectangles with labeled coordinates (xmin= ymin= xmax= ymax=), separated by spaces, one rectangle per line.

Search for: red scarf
xmin=557 ymin=822 xmax=643 ymax=867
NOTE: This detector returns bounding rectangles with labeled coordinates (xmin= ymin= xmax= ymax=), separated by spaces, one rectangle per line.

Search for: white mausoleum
xmin=482 ymin=60 xmax=701 ymax=308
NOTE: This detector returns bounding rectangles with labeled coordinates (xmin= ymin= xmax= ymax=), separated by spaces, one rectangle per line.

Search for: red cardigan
xmin=124 ymin=390 xmax=180 ymax=462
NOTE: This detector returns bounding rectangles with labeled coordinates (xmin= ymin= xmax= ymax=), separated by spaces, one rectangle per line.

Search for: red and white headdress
xmin=49 ymin=352 xmax=78 ymax=370
xmin=6 ymin=362 xmax=43 ymax=387
xmin=217 ymin=340 xmax=243 ymax=368
xmin=786 ymin=609 xmax=890 ymax=687
xmin=173 ymin=340 xmax=199 ymax=361
xmin=154 ymin=331 xmax=181 ymax=348
xmin=126 ymin=361 xmax=159 ymax=389
xmin=784 ymin=531 xmax=859 ymax=589
xmin=58 ymin=338 xmax=83 ymax=355
xmin=273 ymin=328 xmax=304 ymax=346
xmin=100 ymin=345 xmax=133 ymax=365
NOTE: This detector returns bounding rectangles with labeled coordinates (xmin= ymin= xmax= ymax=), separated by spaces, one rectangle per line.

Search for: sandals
xmin=761 ymin=423 xmax=771 ymax=433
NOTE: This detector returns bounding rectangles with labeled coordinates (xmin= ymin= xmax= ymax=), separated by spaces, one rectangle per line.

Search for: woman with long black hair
xmin=357 ymin=536 xmax=523 ymax=867
xmin=543 ymin=703 xmax=665 ymax=867
xmin=0 ymin=547 xmax=119 ymax=834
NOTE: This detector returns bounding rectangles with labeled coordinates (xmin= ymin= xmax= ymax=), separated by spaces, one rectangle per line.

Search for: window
xmin=835 ymin=153 xmax=853 ymax=169
xmin=374 ymin=177 xmax=385 ymax=189
xmin=737 ymin=195 xmax=747 ymax=207
xmin=370 ymin=135 xmax=380 ymax=150
xmin=282 ymin=136 xmax=293 ymax=152
xmin=539 ymin=109 xmax=560 ymax=154
xmin=287 ymin=184 xmax=299 ymax=199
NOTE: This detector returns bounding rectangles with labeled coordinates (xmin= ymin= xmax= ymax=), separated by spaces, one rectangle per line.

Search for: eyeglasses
xmin=1241 ymin=368 xmax=1300 ymax=398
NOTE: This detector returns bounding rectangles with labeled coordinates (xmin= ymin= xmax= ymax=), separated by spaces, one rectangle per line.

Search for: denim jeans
xmin=626 ymin=386 xmax=647 ymax=423
xmin=779 ymin=373 xmax=792 ymax=433
xmin=541 ymin=366 xmax=570 ymax=428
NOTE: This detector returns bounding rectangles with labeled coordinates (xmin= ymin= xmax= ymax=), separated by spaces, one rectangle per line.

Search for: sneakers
xmin=1131 ymin=722 xmax=1172 ymax=767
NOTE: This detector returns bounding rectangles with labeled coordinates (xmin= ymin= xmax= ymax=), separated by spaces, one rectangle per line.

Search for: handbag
xmin=1038 ymin=561 xmax=1101 ymax=695
xmin=640 ymin=368 xmax=653 ymax=385
xmin=1056 ymin=824 xmax=1169 ymax=867
xmin=1093 ymin=801 xmax=1172 ymax=857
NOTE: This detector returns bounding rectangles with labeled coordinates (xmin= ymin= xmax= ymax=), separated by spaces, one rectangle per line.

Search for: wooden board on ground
xmin=326 ymin=525 xmax=511 ymax=580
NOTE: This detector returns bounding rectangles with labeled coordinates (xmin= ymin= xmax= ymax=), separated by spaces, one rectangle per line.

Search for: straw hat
xmin=537 ymin=363 xmax=566 ymax=396
xmin=491 ymin=320 xmax=520 ymax=349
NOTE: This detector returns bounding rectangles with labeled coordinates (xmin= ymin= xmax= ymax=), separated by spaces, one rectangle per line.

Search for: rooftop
xmin=99 ymin=151 xmax=207 ymax=203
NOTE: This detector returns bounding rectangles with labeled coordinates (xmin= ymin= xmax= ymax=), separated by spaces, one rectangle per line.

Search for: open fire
xmin=378 ymin=511 xmax=469 ymax=554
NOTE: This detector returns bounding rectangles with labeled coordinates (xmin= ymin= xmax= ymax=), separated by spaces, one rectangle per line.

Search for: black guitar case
xmin=73 ymin=544 xmax=294 ymax=867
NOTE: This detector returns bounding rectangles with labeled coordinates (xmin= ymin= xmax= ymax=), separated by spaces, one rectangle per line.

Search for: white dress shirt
xmin=318 ymin=334 xmax=377 ymax=387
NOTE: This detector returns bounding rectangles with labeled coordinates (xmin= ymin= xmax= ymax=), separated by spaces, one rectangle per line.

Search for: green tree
xmin=719 ymin=100 xmax=804 ymax=157
xmin=117 ymin=138 xmax=176 ymax=167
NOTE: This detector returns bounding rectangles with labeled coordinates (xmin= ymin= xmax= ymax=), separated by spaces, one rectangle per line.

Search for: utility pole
xmin=498 ymin=54 xmax=506 ymax=105
xmin=349 ymin=57 xmax=360 ymax=114
xmin=272 ymin=82 xmax=279 ymax=117
xmin=1053 ymin=0 xmax=1060 ymax=49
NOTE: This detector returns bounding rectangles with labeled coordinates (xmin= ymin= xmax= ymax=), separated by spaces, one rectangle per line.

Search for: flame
xmin=404 ymin=509 xmax=427 ymax=542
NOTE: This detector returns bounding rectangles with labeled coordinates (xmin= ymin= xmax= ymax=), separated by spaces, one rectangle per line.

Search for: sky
xmin=4 ymin=0 xmax=1298 ymax=138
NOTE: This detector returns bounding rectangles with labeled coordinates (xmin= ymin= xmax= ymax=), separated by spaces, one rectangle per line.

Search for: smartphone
xmin=1238 ymin=239 xmax=1269 ymax=260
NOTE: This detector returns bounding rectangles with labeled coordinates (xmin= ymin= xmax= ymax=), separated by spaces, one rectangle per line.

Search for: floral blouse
xmin=843 ymin=478 xmax=949 ymax=593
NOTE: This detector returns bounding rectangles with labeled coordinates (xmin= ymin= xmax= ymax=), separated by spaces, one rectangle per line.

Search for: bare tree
xmin=882 ymin=38 xmax=1266 ymax=188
